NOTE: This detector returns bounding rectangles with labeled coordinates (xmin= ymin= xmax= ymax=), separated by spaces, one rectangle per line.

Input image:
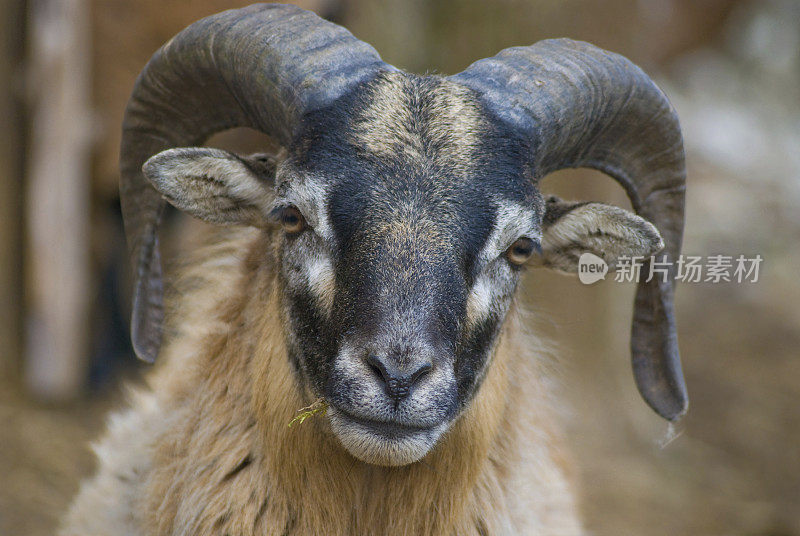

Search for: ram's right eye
xmin=280 ymin=206 xmax=307 ymax=234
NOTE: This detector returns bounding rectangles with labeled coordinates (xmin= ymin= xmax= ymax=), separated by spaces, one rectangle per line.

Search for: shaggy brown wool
xmin=61 ymin=227 xmax=582 ymax=535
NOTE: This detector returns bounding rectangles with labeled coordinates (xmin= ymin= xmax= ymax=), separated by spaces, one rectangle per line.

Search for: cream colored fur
xmin=60 ymin=226 xmax=583 ymax=536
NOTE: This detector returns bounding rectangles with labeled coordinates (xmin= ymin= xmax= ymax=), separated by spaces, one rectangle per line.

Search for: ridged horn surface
xmin=120 ymin=4 xmax=391 ymax=362
xmin=452 ymin=39 xmax=687 ymax=420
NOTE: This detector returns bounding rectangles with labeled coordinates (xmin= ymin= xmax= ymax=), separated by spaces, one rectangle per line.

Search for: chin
xmin=327 ymin=406 xmax=448 ymax=466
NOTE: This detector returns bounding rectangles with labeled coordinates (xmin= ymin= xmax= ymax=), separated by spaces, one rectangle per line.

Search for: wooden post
xmin=0 ymin=0 xmax=25 ymax=381
xmin=24 ymin=0 xmax=92 ymax=399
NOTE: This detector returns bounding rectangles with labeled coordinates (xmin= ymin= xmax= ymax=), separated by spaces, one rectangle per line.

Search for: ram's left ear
xmin=536 ymin=195 xmax=664 ymax=272
xmin=143 ymin=147 xmax=278 ymax=227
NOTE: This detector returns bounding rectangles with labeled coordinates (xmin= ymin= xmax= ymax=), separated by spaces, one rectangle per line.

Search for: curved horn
xmin=451 ymin=39 xmax=687 ymax=421
xmin=121 ymin=4 xmax=391 ymax=363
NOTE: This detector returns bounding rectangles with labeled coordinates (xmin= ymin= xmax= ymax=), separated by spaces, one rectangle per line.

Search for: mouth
xmin=327 ymin=405 xmax=447 ymax=466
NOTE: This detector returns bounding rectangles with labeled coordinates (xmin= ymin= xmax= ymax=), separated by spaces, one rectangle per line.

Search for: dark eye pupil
xmin=506 ymin=237 xmax=537 ymax=265
xmin=514 ymin=243 xmax=532 ymax=256
xmin=280 ymin=207 xmax=305 ymax=233
xmin=514 ymin=238 xmax=534 ymax=254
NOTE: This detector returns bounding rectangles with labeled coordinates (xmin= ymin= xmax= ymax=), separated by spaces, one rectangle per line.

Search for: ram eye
xmin=280 ymin=206 xmax=306 ymax=234
xmin=506 ymin=237 xmax=538 ymax=265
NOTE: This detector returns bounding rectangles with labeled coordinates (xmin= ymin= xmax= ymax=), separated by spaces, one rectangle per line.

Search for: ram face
xmin=124 ymin=5 xmax=688 ymax=467
xmin=279 ymin=73 xmax=537 ymax=465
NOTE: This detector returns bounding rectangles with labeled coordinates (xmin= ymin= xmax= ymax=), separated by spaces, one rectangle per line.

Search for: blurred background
xmin=1 ymin=0 xmax=798 ymax=534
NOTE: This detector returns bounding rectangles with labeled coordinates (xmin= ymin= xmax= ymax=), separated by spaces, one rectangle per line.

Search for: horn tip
xmin=642 ymin=385 xmax=689 ymax=422
xmin=131 ymin=322 xmax=160 ymax=364
xmin=130 ymin=291 xmax=162 ymax=364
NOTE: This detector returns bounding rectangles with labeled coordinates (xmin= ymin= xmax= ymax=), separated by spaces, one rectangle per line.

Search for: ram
xmin=61 ymin=4 xmax=687 ymax=535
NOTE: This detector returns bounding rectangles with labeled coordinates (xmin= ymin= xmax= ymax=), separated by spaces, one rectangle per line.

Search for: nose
xmin=366 ymin=354 xmax=432 ymax=402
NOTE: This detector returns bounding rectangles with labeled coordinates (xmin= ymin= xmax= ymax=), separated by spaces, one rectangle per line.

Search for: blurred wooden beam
xmin=24 ymin=0 xmax=91 ymax=399
xmin=0 ymin=0 xmax=26 ymax=380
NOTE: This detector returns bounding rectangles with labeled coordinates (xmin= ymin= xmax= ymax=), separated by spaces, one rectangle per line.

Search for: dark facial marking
xmin=280 ymin=70 xmax=540 ymax=426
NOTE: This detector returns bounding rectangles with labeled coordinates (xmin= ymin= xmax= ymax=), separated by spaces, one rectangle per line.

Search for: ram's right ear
xmin=142 ymin=147 xmax=278 ymax=227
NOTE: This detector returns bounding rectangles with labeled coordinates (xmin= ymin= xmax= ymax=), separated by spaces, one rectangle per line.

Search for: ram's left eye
xmin=506 ymin=237 xmax=538 ymax=265
xmin=280 ymin=206 xmax=306 ymax=234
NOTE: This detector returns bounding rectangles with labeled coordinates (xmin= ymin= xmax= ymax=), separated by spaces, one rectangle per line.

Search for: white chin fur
xmin=327 ymin=407 xmax=447 ymax=467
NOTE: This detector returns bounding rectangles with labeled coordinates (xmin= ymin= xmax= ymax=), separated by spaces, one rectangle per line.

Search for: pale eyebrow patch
xmin=274 ymin=168 xmax=337 ymax=313
xmin=273 ymin=172 xmax=334 ymax=241
xmin=476 ymin=200 xmax=541 ymax=265
xmin=465 ymin=199 xmax=539 ymax=326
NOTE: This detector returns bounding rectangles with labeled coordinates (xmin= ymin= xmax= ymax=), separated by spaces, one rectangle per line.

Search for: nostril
xmin=410 ymin=362 xmax=432 ymax=385
xmin=366 ymin=354 xmax=389 ymax=383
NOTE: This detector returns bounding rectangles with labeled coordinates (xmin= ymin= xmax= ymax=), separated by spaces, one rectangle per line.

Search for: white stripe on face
xmin=466 ymin=271 xmax=495 ymax=325
xmin=466 ymin=200 xmax=539 ymax=325
xmin=306 ymin=253 xmax=336 ymax=313
xmin=274 ymin=171 xmax=334 ymax=242
xmin=275 ymin=169 xmax=337 ymax=313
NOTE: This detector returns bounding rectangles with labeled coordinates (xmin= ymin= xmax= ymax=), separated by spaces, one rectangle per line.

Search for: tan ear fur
xmin=535 ymin=195 xmax=664 ymax=272
xmin=143 ymin=147 xmax=278 ymax=227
